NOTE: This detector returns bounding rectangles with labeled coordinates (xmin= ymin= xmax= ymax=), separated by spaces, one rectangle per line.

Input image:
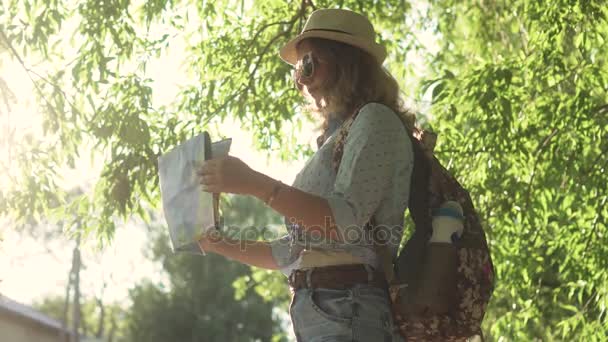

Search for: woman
xmin=198 ymin=8 xmax=415 ymax=341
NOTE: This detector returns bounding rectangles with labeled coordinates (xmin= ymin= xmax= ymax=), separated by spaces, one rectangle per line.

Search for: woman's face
xmin=294 ymin=40 xmax=334 ymax=105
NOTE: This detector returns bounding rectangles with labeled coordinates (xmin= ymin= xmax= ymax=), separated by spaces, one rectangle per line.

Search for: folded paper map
xmin=158 ymin=132 xmax=232 ymax=254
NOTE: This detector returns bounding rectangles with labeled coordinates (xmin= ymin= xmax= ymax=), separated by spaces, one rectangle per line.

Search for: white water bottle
xmin=430 ymin=201 xmax=464 ymax=244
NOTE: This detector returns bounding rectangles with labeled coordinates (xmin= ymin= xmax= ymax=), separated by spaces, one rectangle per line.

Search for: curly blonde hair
xmin=295 ymin=38 xmax=417 ymax=144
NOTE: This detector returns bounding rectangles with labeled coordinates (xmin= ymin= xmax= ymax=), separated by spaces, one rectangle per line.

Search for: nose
xmin=294 ymin=74 xmax=312 ymax=92
xmin=296 ymin=75 xmax=311 ymax=87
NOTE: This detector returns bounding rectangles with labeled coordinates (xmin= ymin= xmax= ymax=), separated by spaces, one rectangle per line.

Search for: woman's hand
xmin=197 ymin=229 xmax=223 ymax=253
xmin=197 ymin=155 xmax=258 ymax=195
xmin=197 ymin=229 xmax=279 ymax=270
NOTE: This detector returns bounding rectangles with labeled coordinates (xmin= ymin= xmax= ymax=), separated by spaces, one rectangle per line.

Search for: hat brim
xmin=279 ymin=30 xmax=387 ymax=65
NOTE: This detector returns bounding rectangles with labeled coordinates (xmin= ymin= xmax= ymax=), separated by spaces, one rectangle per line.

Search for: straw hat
xmin=279 ymin=9 xmax=387 ymax=65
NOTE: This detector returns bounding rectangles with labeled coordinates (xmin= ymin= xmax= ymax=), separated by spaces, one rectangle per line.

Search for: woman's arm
xmin=199 ymin=233 xmax=280 ymax=270
xmin=199 ymin=157 xmax=339 ymax=238
xmin=249 ymin=172 xmax=340 ymax=239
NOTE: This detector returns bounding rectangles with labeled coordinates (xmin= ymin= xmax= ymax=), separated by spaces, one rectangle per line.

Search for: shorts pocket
xmin=308 ymin=288 xmax=353 ymax=323
xmin=354 ymin=284 xmax=391 ymax=303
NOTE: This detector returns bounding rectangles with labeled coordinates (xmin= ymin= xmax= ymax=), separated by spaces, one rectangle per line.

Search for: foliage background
xmin=1 ymin=0 xmax=607 ymax=340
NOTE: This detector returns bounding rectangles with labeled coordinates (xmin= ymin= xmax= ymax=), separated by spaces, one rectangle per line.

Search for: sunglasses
xmin=293 ymin=52 xmax=316 ymax=85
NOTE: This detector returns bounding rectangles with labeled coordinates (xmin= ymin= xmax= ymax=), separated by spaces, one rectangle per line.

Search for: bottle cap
xmin=433 ymin=201 xmax=464 ymax=220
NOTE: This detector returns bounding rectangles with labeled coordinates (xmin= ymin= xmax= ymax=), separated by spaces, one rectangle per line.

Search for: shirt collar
xmin=325 ymin=114 xmax=345 ymax=137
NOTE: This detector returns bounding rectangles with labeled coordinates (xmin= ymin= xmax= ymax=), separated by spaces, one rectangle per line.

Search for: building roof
xmin=0 ymin=294 xmax=70 ymax=332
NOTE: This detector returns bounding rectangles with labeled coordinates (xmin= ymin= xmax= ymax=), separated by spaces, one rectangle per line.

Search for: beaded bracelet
xmin=265 ymin=181 xmax=283 ymax=206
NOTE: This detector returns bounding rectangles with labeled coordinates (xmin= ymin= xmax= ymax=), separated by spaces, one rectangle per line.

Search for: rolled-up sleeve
xmin=269 ymin=235 xmax=294 ymax=267
xmin=269 ymin=234 xmax=305 ymax=274
xmin=326 ymin=103 xmax=409 ymax=241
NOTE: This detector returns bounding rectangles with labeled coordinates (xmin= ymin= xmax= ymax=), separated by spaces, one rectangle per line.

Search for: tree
xmin=223 ymin=195 xmax=291 ymax=307
xmin=127 ymin=252 xmax=279 ymax=342
xmin=418 ymin=0 xmax=608 ymax=340
xmin=0 ymin=0 xmax=412 ymax=235
xmin=126 ymin=195 xmax=283 ymax=342
xmin=1 ymin=0 xmax=607 ymax=340
xmin=35 ymin=295 xmax=127 ymax=342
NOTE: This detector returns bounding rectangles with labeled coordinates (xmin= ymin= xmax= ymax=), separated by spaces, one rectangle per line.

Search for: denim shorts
xmin=290 ymin=284 xmax=403 ymax=342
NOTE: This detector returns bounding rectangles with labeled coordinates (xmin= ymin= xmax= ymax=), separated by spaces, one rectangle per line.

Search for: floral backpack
xmin=332 ymin=105 xmax=495 ymax=341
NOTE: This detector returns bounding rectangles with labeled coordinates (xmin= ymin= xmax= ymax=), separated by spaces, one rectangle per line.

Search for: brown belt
xmin=288 ymin=264 xmax=388 ymax=291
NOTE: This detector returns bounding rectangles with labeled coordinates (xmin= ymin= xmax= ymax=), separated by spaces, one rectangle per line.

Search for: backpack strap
xmin=371 ymin=218 xmax=397 ymax=284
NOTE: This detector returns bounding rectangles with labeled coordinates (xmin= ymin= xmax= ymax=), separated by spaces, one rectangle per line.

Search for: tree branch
xmin=307 ymin=0 xmax=317 ymax=11
xmin=522 ymin=127 xmax=561 ymax=247
xmin=200 ymin=4 xmax=308 ymax=127
xmin=245 ymin=20 xmax=292 ymax=51
xmin=583 ymin=194 xmax=607 ymax=256
xmin=526 ymin=127 xmax=560 ymax=210
xmin=580 ymin=141 xmax=608 ymax=176
xmin=0 ymin=30 xmax=65 ymax=127
xmin=434 ymin=148 xmax=489 ymax=155
xmin=247 ymin=4 xmax=307 ymax=81
xmin=0 ymin=29 xmax=94 ymax=155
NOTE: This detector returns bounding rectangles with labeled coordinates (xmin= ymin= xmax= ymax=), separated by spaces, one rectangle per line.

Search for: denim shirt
xmin=270 ymin=103 xmax=414 ymax=276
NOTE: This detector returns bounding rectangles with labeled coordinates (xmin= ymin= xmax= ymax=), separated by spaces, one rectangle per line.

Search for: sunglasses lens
xmin=293 ymin=53 xmax=315 ymax=90
xmin=301 ymin=54 xmax=313 ymax=78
